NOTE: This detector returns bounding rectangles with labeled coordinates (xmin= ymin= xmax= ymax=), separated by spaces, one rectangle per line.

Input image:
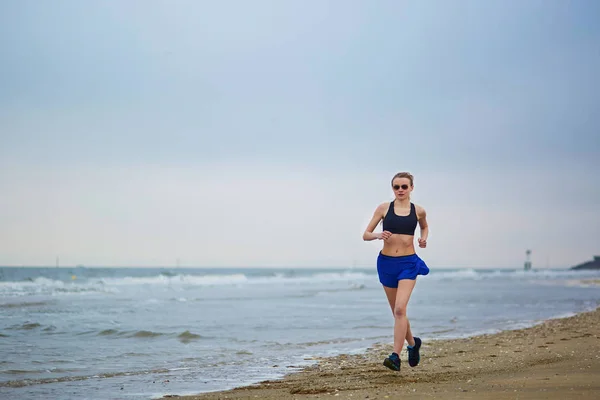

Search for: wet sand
xmin=171 ymin=306 xmax=600 ymax=400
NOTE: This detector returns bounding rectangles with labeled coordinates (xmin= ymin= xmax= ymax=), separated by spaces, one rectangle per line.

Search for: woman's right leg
xmin=390 ymin=279 xmax=416 ymax=354
xmin=383 ymin=283 xmax=416 ymax=350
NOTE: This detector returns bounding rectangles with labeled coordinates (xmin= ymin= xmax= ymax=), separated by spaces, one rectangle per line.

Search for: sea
xmin=1 ymin=265 xmax=599 ymax=400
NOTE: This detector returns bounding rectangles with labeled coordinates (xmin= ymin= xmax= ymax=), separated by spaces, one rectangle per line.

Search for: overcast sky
xmin=1 ymin=0 xmax=599 ymax=269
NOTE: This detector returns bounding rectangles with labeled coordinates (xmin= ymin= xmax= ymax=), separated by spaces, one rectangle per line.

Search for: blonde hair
xmin=391 ymin=172 xmax=414 ymax=187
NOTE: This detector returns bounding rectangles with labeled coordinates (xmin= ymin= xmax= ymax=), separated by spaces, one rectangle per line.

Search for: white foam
xmin=93 ymin=273 xmax=249 ymax=286
xmin=2 ymin=268 xmax=597 ymax=297
xmin=92 ymin=271 xmax=371 ymax=288
xmin=427 ymin=268 xmax=600 ymax=281
xmin=0 ymin=270 xmax=373 ymax=297
xmin=0 ymin=277 xmax=116 ymax=297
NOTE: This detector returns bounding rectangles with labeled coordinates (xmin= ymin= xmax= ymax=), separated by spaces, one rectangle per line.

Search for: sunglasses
xmin=393 ymin=184 xmax=409 ymax=191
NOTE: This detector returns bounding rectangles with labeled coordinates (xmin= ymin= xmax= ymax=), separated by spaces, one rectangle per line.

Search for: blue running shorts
xmin=377 ymin=252 xmax=430 ymax=288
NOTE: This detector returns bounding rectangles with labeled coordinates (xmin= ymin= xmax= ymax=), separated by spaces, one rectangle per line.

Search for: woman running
xmin=362 ymin=171 xmax=430 ymax=371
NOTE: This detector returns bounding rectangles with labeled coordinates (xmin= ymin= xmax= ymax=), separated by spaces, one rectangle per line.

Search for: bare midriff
xmin=381 ymin=234 xmax=416 ymax=257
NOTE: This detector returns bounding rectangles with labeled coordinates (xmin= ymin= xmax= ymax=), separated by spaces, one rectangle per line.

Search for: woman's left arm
xmin=416 ymin=206 xmax=428 ymax=248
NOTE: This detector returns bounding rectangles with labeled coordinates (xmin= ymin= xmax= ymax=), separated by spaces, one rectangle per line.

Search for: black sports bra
xmin=382 ymin=202 xmax=418 ymax=236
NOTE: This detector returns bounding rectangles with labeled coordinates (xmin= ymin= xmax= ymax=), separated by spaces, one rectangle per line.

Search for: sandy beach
xmin=172 ymin=306 xmax=600 ymax=400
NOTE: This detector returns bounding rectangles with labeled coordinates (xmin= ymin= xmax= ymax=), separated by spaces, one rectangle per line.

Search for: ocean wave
xmin=0 ymin=367 xmax=172 ymax=388
xmin=6 ymin=322 xmax=42 ymax=331
xmin=94 ymin=328 xmax=205 ymax=341
xmin=294 ymin=337 xmax=366 ymax=347
xmin=0 ymin=270 xmax=372 ymax=297
xmin=94 ymin=271 xmax=371 ymax=287
xmin=177 ymin=330 xmax=202 ymax=342
xmin=0 ymin=300 xmax=53 ymax=309
xmin=1 ymin=367 xmax=85 ymax=375
xmin=0 ymin=277 xmax=117 ymax=297
xmin=94 ymin=273 xmax=249 ymax=286
xmin=427 ymin=268 xmax=600 ymax=281
xmin=131 ymin=330 xmax=164 ymax=338
xmin=565 ymin=278 xmax=600 ymax=288
xmin=2 ymin=268 xmax=596 ymax=298
xmin=96 ymin=329 xmax=164 ymax=338
xmin=97 ymin=329 xmax=119 ymax=336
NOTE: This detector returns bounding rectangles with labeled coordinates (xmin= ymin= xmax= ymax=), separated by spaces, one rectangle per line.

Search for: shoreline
xmin=171 ymin=305 xmax=600 ymax=399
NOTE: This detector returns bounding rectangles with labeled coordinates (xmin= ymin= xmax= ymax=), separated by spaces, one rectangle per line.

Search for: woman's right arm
xmin=363 ymin=204 xmax=385 ymax=241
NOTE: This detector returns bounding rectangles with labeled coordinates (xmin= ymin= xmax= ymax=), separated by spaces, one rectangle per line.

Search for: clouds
xmin=0 ymin=0 xmax=598 ymax=267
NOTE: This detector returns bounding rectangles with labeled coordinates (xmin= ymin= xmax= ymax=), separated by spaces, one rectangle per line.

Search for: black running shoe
xmin=383 ymin=352 xmax=400 ymax=371
xmin=407 ymin=337 xmax=422 ymax=367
